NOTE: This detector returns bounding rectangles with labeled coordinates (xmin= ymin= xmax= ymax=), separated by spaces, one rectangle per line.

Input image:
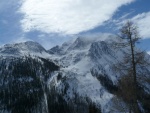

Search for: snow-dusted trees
xmin=0 ymin=56 xmax=59 ymax=113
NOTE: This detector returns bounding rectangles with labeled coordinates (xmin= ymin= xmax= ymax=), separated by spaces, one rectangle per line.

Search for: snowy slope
xmin=48 ymin=35 xmax=119 ymax=111
xmin=48 ymin=34 xmax=150 ymax=112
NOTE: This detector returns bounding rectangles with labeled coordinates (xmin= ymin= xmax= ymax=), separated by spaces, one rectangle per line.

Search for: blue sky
xmin=0 ymin=0 xmax=150 ymax=53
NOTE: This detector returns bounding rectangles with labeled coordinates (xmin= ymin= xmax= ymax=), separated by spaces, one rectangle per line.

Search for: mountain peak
xmin=0 ymin=41 xmax=47 ymax=56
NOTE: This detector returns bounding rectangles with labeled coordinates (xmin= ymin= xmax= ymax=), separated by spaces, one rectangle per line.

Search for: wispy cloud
xmin=19 ymin=0 xmax=134 ymax=35
xmin=114 ymin=12 xmax=150 ymax=39
xmin=13 ymin=36 xmax=32 ymax=43
xmin=132 ymin=12 xmax=150 ymax=38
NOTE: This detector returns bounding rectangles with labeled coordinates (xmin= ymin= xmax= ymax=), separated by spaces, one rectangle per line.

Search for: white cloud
xmin=115 ymin=12 xmax=150 ymax=39
xmin=131 ymin=12 xmax=150 ymax=38
xmin=148 ymin=51 xmax=150 ymax=55
xmin=19 ymin=0 xmax=134 ymax=35
xmin=12 ymin=36 xmax=32 ymax=43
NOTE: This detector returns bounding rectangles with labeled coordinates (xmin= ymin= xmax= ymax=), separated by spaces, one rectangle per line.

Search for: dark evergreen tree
xmin=0 ymin=56 xmax=59 ymax=113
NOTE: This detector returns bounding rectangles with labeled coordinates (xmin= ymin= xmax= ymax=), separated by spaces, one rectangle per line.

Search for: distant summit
xmin=0 ymin=41 xmax=49 ymax=57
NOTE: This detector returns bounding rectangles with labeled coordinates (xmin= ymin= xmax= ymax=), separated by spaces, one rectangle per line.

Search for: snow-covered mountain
xmin=0 ymin=41 xmax=50 ymax=57
xmin=48 ymin=34 xmax=150 ymax=112
xmin=0 ymin=35 xmax=150 ymax=113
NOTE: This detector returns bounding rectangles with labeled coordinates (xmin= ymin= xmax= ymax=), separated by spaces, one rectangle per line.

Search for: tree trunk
xmin=129 ymin=33 xmax=140 ymax=113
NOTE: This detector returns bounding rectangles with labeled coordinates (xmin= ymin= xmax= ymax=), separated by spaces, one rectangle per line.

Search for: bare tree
xmin=113 ymin=21 xmax=150 ymax=113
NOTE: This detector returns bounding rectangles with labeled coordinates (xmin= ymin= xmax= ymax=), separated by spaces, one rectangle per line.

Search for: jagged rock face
xmin=67 ymin=37 xmax=89 ymax=50
xmin=89 ymin=41 xmax=115 ymax=60
xmin=48 ymin=45 xmax=62 ymax=55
